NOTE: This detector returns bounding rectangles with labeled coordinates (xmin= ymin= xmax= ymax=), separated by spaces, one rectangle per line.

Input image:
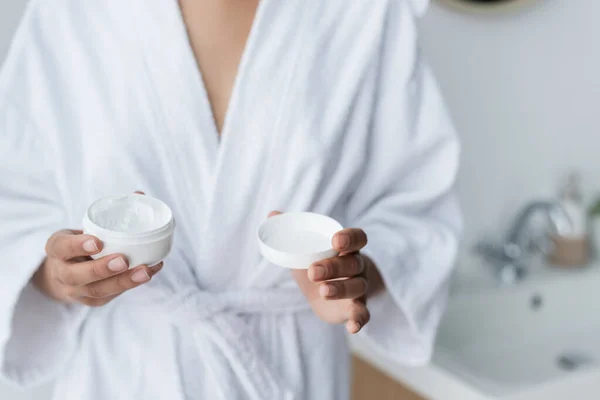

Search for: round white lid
xmin=257 ymin=212 xmax=343 ymax=269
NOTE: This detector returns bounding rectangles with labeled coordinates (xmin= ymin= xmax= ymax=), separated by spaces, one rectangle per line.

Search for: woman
xmin=0 ymin=0 xmax=461 ymax=399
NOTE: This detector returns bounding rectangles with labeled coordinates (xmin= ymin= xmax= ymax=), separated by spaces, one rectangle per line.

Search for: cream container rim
xmin=257 ymin=212 xmax=342 ymax=255
xmin=83 ymin=194 xmax=175 ymax=243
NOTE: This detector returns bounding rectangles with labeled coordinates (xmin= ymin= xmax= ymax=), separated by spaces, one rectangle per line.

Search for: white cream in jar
xmin=83 ymin=194 xmax=175 ymax=267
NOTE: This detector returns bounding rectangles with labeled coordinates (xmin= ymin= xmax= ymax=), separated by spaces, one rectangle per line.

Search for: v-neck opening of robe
xmin=174 ymin=0 xmax=266 ymax=146
xmin=130 ymin=0 xmax=313 ymax=287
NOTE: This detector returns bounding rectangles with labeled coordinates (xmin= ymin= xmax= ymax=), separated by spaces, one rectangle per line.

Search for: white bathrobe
xmin=0 ymin=0 xmax=461 ymax=399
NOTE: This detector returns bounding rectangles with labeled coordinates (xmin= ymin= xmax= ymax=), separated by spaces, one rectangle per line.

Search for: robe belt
xmin=139 ymin=286 xmax=311 ymax=400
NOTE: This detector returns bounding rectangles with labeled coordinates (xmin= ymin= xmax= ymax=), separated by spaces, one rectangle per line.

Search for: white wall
xmin=1 ymin=0 xmax=600 ymax=398
xmin=419 ymin=0 xmax=600 ymax=269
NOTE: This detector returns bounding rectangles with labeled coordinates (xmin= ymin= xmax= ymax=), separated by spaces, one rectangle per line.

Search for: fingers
xmin=309 ymin=254 xmax=365 ymax=282
xmin=149 ymin=261 xmax=164 ymax=275
xmin=58 ymin=254 xmax=130 ymax=286
xmin=46 ymin=230 xmax=103 ymax=261
xmin=345 ymin=300 xmax=370 ymax=334
xmin=319 ymin=277 xmax=368 ymax=300
xmin=75 ymin=263 xmax=162 ymax=299
xmin=332 ymin=228 xmax=367 ymax=253
xmin=268 ymin=210 xmax=282 ymax=218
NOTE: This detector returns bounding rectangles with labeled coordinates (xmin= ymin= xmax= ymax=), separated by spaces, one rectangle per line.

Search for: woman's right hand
xmin=32 ymin=229 xmax=162 ymax=306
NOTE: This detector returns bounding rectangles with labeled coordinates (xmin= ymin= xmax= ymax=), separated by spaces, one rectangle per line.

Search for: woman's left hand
xmin=268 ymin=212 xmax=382 ymax=334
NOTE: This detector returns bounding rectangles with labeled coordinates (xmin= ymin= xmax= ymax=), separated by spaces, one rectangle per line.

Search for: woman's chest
xmin=179 ymin=0 xmax=260 ymax=134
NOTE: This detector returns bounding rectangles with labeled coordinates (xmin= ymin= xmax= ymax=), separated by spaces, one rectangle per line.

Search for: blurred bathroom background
xmin=2 ymin=0 xmax=600 ymax=399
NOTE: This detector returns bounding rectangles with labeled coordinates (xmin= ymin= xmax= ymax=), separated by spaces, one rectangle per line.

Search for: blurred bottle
xmin=548 ymin=172 xmax=590 ymax=267
xmin=589 ymin=198 xmax=600 ymax=260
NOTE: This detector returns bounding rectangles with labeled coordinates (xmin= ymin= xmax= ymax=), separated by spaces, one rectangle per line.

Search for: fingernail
xmin=311 ymin=265 xmax=326 ymax=281
xmin=83 ymin=240 xmax=99 ymax=253
xmin=108 ymin=257 xmax=128 ymax=272
xmin=320 ymin=284 xmax=338 ymax=297
xmin=150 ymin=262 xmax=164 ymax=274
xmin=131 ymin=269 xmax=150 ymax=283
xmin=351 ymin=321 xmax=361 ymax=333
xmin=336 ymin=234 xmax=350 ymax=250
xmin=150 ymin=262 xmax=163 ymax=270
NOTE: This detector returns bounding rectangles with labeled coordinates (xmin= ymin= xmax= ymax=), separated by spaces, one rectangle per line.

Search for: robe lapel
xmin=133 ymin=0 xmax=314 ymax=288
xmin=199 ymin=1 xmax=315 ymax=288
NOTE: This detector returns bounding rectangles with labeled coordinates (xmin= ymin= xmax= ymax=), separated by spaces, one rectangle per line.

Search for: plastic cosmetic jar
xmin=82 ymin=193 xmax=175 ymax=267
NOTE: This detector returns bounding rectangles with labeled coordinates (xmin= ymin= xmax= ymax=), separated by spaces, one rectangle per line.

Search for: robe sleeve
xmin=0 ymin=103 xmax=87 ymax=387
xmin=346 ymin=2 xmax=462 ymax=365
xmin=0 ymin=5 xmax=87 ymax=386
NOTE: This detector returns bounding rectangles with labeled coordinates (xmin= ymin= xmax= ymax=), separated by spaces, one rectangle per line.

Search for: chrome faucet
xmin=475 ymin=201 xmax=571 ymax=284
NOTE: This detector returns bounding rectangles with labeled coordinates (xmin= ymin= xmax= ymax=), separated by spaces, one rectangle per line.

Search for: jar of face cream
xmin=82 ymin=194 xmax=175 ymax=267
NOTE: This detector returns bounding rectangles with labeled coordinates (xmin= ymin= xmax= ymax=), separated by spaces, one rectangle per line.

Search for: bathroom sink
xmin=434 ymin=267 xmax=600 ymax=398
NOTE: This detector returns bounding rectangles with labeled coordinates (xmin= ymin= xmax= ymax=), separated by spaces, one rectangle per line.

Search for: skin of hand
xmin=268 ymin=211 xmax=385 ymax=334
xmin=32 ymin=191 xmax=163 ymax=306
